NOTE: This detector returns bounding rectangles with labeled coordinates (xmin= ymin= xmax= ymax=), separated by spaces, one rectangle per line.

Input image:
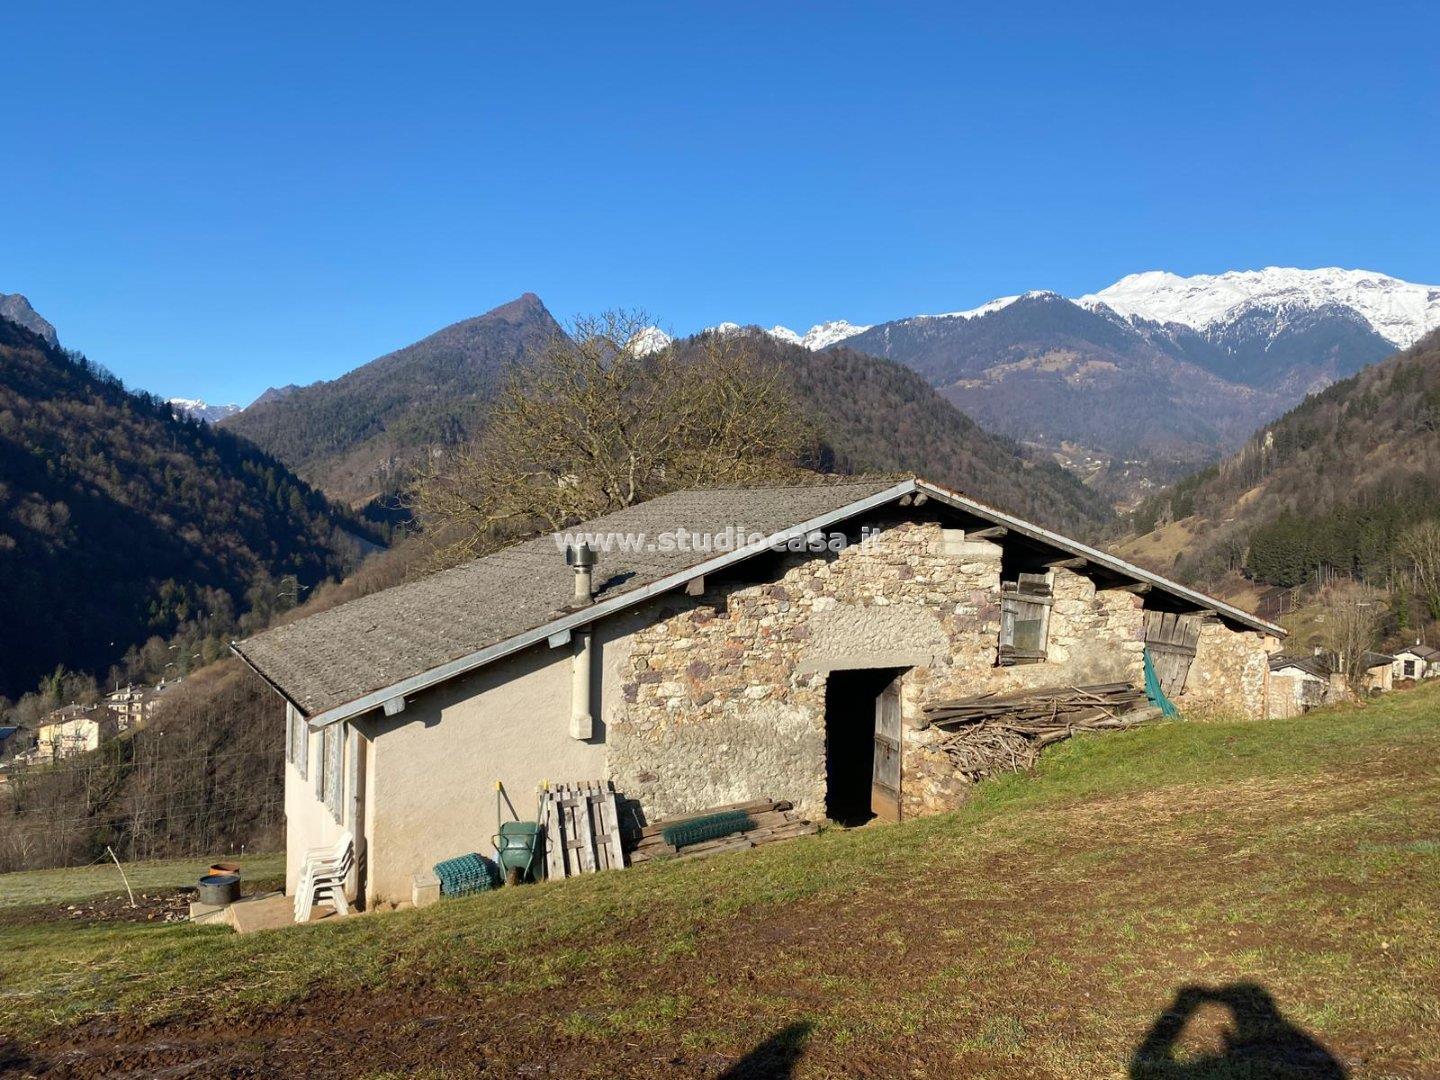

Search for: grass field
xmin=0 ymin=851 xmax=284 ymax=908
xmin=2 ymin=688 xmax=1437 ymax=1078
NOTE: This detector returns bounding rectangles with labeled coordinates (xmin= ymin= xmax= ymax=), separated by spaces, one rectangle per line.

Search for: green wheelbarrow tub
xmin=494 ymin=820 xmax=543 ymax=883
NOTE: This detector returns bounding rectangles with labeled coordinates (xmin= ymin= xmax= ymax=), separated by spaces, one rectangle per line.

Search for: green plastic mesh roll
xmin=661 ymin=810 xmax=756 ymax=849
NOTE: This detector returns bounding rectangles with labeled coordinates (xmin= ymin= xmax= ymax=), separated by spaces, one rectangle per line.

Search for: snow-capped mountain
xmin=168 ymin=397 xmax=242 ymax=423
xmin=1078 ymin=267 xmax=1440 ymax=349
xmin=627 ymin=326 xmax=673 ymax=356
xmin=708 ymin=319 xmax=872 ymax=351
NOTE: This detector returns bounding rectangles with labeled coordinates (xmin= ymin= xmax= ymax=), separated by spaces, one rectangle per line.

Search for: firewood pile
xmin=626 ymin=798 xmax=817 ymax=865
xmin=921 ymin=683 xmax=1157 ymax=782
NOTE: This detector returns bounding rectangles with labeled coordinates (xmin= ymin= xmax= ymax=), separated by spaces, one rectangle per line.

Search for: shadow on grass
xmin=720 ymin=1021 xmax=812 ymax=1079
xmin=1130 ymin=982 xmax=1346 ymax=1078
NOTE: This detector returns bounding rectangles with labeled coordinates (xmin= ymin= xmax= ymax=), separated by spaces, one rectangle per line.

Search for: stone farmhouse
xmin=235 ymin=478 xmax=1285 ymax=907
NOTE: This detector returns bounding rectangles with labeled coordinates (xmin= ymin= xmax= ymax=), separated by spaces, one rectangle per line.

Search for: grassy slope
xmin=2 ymin=691 xmax=1438 ymax=1077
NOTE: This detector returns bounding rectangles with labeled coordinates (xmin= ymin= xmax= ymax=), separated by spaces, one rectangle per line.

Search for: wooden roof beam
xmin=968 ymin=525 xmax=1008 ymax=540
xmin=1101 ymin=581 xmax=1151 ymax=594
xmin=1045 ymin=556 xmax=1087 ymax=570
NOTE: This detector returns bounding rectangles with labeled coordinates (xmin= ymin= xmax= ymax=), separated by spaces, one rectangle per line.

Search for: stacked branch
xmin=627 ymin=798 xmax=816 ymax=864
xmin=921 ymin=683 xmax=1156 ymax=783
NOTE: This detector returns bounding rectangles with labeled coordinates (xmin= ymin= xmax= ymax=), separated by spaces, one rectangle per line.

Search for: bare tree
xmin=1318 ymin=581 xmax=1384 ymax=693
xmin=411 ymin=312 xmax=818 ymax=565
xmin=1396 ymin=519 xmax=1440 ymax=621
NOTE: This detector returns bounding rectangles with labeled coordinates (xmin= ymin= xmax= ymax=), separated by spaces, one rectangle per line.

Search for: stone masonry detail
xmin=606 ymin=516 xmax=1270 ymax=823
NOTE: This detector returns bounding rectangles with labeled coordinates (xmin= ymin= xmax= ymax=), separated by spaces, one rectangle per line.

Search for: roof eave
xmin=298 ymin=480 xmax=919 ymax=728
xmin=912 ymin=479 xmax=1286 ymax=638
xmin=230 ymin=639 xmax=310 ymax=717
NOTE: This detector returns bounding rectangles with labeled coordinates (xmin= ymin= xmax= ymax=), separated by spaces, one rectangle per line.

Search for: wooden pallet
xmin=540 ymin=780 xmax=625 ymax=879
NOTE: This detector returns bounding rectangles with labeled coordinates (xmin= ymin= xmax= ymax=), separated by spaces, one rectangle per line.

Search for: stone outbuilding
xmin=235 ymin=478 xmax=1285 ymax=907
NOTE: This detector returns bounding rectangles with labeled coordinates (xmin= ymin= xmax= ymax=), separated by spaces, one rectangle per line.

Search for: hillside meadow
xmin=2 ymin=687 xmax=1437 ymax=1077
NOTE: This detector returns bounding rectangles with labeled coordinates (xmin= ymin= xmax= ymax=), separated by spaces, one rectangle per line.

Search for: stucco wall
xmin=283 ymin=718 xmax=349 ymax=896
xmin=359 ymin=625 xmax=639 ymax=904
xmin=1266 ymin=673 xmax=1306 ymax=719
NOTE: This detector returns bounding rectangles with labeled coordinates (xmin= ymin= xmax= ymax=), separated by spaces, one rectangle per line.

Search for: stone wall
xmin=606 ymin=516 xmax=1156 ymax=822
xmin=1178 ymin=621 xmax=1272 ymax=718
xmin=1266 ymin=672 xmax=1306 ymax=719
xmin=897 ymin=551 xmax=1148 ymax=815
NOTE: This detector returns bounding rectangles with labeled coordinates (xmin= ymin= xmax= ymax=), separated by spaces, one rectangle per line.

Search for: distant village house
xmin=35 ymin=706 xmax=115 ymax=760
xmin=1391 ymin=643 xmax=1439 ymax=683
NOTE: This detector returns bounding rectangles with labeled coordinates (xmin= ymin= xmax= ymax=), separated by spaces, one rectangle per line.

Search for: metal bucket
xmin=197 ymin=873 xmax=240 ymax=905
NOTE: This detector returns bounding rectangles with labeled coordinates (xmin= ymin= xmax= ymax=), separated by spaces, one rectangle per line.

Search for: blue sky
xmin=3 ymin=2 xmax=1437 ymax=404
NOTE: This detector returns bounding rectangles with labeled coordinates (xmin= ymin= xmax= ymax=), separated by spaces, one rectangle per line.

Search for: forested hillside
xmin=716 ymin=334 xmax=1111 ymax=535
xmin=0 ymin=320 xmax=384 ymax=698
xmin=223 ymin=293 xmax=564 ymax=504
xmin=1123 ymin=329 xmax=1440 ymax=589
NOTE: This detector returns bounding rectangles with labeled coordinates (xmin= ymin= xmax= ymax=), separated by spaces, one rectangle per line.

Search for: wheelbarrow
xmin=493 ymin=820 xmax=543 ymax=885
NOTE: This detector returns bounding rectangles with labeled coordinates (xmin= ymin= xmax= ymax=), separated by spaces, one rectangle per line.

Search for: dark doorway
xmin=824 ymin=667 xmax=905 ymax=825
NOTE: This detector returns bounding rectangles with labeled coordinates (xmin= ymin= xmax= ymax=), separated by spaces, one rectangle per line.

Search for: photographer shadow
xmin=1130 ymin=982 xmax=1346 ymax=1078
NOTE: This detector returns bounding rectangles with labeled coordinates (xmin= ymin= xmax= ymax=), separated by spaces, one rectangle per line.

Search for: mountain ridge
xmin=0 ymin=319 xmax=383 ymax=697
xmin=1116 ymin=328 xmax=1440 ymax=593
xmin=223 ymin=293 xmax=564 ymax=503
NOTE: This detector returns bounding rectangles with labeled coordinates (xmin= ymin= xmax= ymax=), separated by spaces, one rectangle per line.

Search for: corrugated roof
xmin=235 ymin=481 xmax=904 ymax=717
xmin=236 ymin=477 xmax=1283 ymax=725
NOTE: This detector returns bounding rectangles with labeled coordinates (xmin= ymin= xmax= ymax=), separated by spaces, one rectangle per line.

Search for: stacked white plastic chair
xmin=293 ymin=829 xmax=354 ymax=923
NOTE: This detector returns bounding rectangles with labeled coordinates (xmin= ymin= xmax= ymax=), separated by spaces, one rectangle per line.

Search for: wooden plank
xmin=601 ymin=788 xmax=626 ymax=869
xmin=542 ymin=790 xmax=564 ymax=881
xmin=636 ymin=799 xmax=781 ymax=838
xmin=574 ymin=787 xmax=597 ymax=874
xmin=968 ymin=526 xmax=1007 ymax=540
xmin=589 ymin=785 xmax=611 ymax=871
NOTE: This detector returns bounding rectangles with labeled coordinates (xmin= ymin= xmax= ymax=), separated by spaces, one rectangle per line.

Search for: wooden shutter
xmin=323 ymin=724 xmax=344 ymax=818
xmin=999 ymin=573 xmax=1053 ymax=665
xmin=1143 ymin=611 xmax=1201 ymax=697
xmin=295 ymin=710 xmax=309 ymax=780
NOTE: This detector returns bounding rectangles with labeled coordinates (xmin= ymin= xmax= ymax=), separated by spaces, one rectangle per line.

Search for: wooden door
xmin=871 ymin=678 xmax=902 ymax=822
xmin=1143 ymin=611 xmax=1201 ymax=698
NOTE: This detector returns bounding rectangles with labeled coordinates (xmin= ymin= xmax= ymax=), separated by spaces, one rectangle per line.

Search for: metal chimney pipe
xmin=566 ymin=542 xmax=598 ymax=603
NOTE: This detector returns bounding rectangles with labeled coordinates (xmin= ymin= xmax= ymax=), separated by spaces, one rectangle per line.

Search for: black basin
xmin=197 ymin=873 xmax=240 ymax=905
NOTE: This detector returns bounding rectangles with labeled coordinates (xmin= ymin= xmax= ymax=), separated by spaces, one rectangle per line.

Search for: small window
xmin=1404 ymin=660 xmax=1416 ymax=678
xmin=999 ymin=572 xmax=1053 ymax=665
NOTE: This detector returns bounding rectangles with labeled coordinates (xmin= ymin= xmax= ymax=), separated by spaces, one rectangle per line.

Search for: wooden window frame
xmin=322 ymin=723 xmax=344 ymax=819
xmin=998 ymin=573 xmax=1053 ymax=666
